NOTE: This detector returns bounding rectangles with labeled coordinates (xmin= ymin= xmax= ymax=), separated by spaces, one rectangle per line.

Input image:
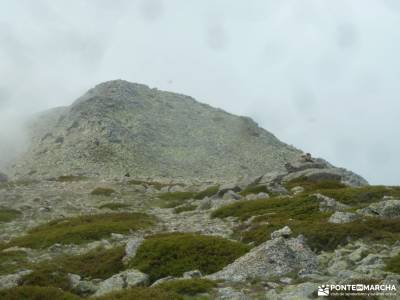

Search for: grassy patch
xmin=157 ymin=192 xmax=196 ymax=208
xmin=212 ymin=195 xmax=400 ymax=252
xmin=157 ymin=279 xmax=216 ymax=296
xmin=99 ymin=203 xmax=131 ymax=210
xmin=320 ymin=186 xmax=400 ymax=207
xmin=3 ymin=213 xmax=155 ymax=249
xmin=129 ymin=233 xmax=250 ymax=282
xmin=0 ymin=250 xmax=28 ymax=275
xmin=240 ymin=185 xmax=269 ymax=196
xmin=0 ymin=207 xmax=21 ymax=222
xmin=284 ymin=177 xmax=346 ymax=191
xmin=56 ymin=176 xmax=87 ymax=182
xmin=0 ymin=286 xmax=81 ymax=300
xmin=94 ymin=287 xmax=183 ymax=300
xmin=91 ymin=187 xmax=116 ymax=196
xmin=128 ymin=179 xmax=184 ymax=191
xmin=193 ymin=185 xmax=219 ymax=199
xmin=174 ymin=204 xmax=197 ymax=214
xmin=385 ymin=253 xmax=400 ymax=274
xmin=21 ymin=246 xmax=126 ymax=292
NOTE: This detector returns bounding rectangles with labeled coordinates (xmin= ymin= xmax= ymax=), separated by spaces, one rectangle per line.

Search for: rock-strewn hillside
xmin=9 ymin=80 xmax=305 ymax=180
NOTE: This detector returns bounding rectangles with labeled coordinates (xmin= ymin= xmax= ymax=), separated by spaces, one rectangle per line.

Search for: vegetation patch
xmin=212 ymin=194 xmax=400 ymax=252
xmin=0 ymin=250 xmax=28 ymax=275
xmin=56 ymin=175 xmax=87 ymax=182
xmin=90 ymin=187 xmax=116 ymax=196
xmin=128 ymin=179 xmax=184 ymax=191
xmin=21 ymin=246 xmax=126 ymax=292
xmin=385 ymin=253 xmax=400 ymax=274
xmin=157 ymin=192 xmax=196 ymax=208
xmin=283 ymin=177 xmax=346 ymax=191
xmin=99 ymin=203 xmax=131 ymax=210
xmin=129 ymin=233 xmax=250 ymax=282
xmin=93 ymin=287 xmax=183 ymax=300
xmin=157 ymin=279 xmax=216 ymax=296
xmin=240 ymin=185 xmax=269 ymax=196
xmin=4 ymin=213 xmax=155 ymax=249
xmin=0 ymin=286 xmax=81 ymax=300
xmin=193 ymin=185 xmax=219 ymax=199
xmin=174 ymin=204 xmax=197 ymax=214
xmin=0 ymin=207 xmax=21 ymax=222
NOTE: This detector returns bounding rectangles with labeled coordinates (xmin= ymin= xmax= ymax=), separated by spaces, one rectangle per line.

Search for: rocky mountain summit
xmin=1 ymin=81 xmax=399 ymax=300
xmin=9 ymin=80 xmax=302 ymax=181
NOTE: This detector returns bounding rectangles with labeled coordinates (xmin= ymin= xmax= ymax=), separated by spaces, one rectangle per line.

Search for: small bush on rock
xmin=129 ymin=233 xmax=250 ymax=282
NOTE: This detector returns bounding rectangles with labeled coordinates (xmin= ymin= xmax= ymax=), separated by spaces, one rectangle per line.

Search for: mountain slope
xmin=10 ymin=80 xmax=316 ymax=180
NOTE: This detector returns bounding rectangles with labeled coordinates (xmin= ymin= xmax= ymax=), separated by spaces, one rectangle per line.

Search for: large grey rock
xmin=0 ymin=270 xmax=32 ymax=290
xmin=357 ymin=200 xmax=400 ymax=218
xmin=315 ymin=193 xmax=350 ymax=212
xmin=93 ymin=269 xmax=148 ymax=296
xmin=328 ymin=211 xmax=360 ymax=224
xmin=271 ymin=226 xmax=292 ymax=239
xmin=183 ymin=270 xmax=202 ymax=279
xmin=207 ymin=235 xmax=317 ymax=282
xmin=265 ymin=282 xmax=319 ymax=300
xmin=123 ymin=237 xmax=144 ymax=262
xmin=218 ymin=287 xmax=250 ymax=300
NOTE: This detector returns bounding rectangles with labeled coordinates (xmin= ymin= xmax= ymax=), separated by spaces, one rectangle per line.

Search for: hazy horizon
xmin=1 ymin=0 xmax=400 ymax=184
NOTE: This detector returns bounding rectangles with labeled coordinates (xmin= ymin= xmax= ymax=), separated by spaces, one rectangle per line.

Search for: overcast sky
xmin=1 ymin=0 xmax=399 ymax=184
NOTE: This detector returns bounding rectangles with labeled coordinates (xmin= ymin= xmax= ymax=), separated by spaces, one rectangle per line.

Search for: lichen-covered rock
xmin=183 ymin=270 xmax=202 ymax=279
xmin=123 ymin=237 xmax=144 ymax=262
xmin=271 ymin=226 xmax=292 ymax=239
xmin=0 ymin=270 xmax=32 ymax=290
xmin=93 ymin=269 xmax=148 ymax=296
xmin=315 ymin=193 xmax=350 ymax=212
xmin=357 ymin=200 xmax=400 ymax=218
xmin=207 ymin=235 xmax=317 ymax=282
xmin=218 ymin=287 xmax=250 ymax=300
xmin=328 ymin=211 xmax=360 ymax=224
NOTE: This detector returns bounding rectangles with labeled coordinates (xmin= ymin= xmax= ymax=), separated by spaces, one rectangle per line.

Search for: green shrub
xmin=91 ymin=187 xmax=116 ymax=196
xmin=0 ymin=207 xmax=21 ymax=222
xmin=385 ymin=253 xmax=400 ymax=274
xmin=0 ymin=286 xmax=81 ymax=300
xmin=93 ymin=287 xmax=183 ymax=300
xmin=283 ymin=177 xmax=346 ymax=191
xmin=21 ymin=246 xmax=126 ymax=292
xmin=240 ymin=185 xmax=269 ymax=196
xmin=321 ymin=186 xmax=400 ymax=207
xmin=129 ymin=233 xmax=250 ymax=282
xmin=0 ymin=250 xmax=28 ymax=275
xmin=194 ymin=185 xmax=219 ymax=199
xmin=99 ymin=203 xmax=131 ymax=210
xmin=174 ymin=204 xmax=197 ymax=214
xmin=157 ymin=279 xmax=216 ymax=296
xmin=157 ymin=192 xmax=196 ymax=208
xmin=56 ymin=176 xmax=87 ymax=182
xmin=212 ymin=194 xmax=400 ymax=252
xmin=4 ymin=213 xmax=155 ymax=249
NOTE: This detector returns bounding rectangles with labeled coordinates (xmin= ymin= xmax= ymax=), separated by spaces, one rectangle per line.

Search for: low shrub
xmin=157 ymin=278 xmax=216 ymax=296
xmin=0 ymin=207 xmax=21 ymax=222
xmin=157 ymin=192 xmax=196 ymax=208
xmin=93 ymin=287 xmax=183 ymax=300
xmin=385 ymin=253 xmax=400 ymax=274
xmin=21 ymin=246 xmax=126 ymax=292
xmin=99 ymin=203 xmax=131 ymax=210
xmin=91 ymin=187 xmax=116 ymax=196
xmin=193 ymin=185 xmax=219 ymax=199
xmin=4 ymin=213 xmax=155 ymax=249
xmin=0 ymin=286 xmax=81 ymax=300
xmin=240 ymin=185 xmax=269 ymax=196
xmin=174 ymin=204 xmax=197 ymax=214
xmin=129 ymin=233 xmax=250 ymax=282
xmin=0 ymin=250 xmax=28 ymax=275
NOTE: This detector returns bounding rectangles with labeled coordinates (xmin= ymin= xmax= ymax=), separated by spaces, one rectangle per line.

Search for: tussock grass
xmin=129 ymin=233 xmax=250 ymax=282
xmin=0 ymin=207 xmax=21 ymax=222
xmin=0 ymin=286 xmax=81 ymax=300
xmin=90 ymin=187 xmax=116 ymax=196
xmin=93 ymin=287 xmax=183 ymax=300
xmin=99 ymin=203 xmax=131 ymax=210
xmin=157 ymin=278 xmax=216 ymax=296
xmin=174 ymin=204 xmax=197 ymax=214
xmin=385 ymin=253 xmax=400 ymax=274
xmin=3 ymin=213 xmax=155 ymax=249
xmin=0 ymin=250 xmax=28 ymax=275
